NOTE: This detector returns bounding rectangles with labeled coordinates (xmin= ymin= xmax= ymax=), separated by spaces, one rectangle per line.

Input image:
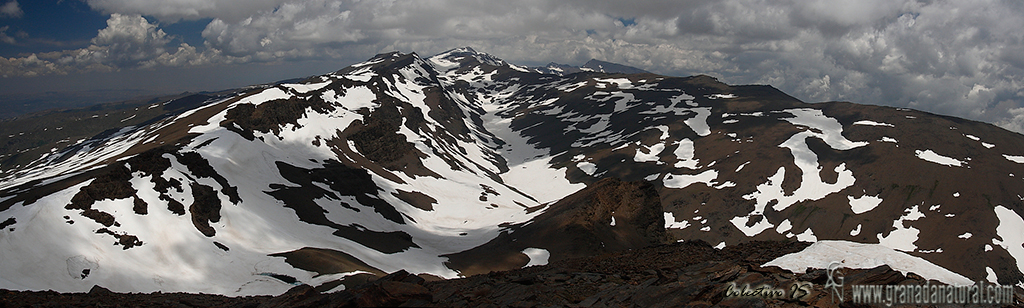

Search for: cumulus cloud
xmin=0 ymin=14 xmax=235 ymax=77
xmin=7 ymin=0 xmax=1024 ymax=132
xmin=1 ymin=0 xmax=22 ymax=18
xmin=91 ymin=13 xmax=176 ymax=67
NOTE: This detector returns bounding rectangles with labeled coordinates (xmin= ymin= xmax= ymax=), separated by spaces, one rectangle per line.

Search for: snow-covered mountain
xmin=1 ymin=47 xmax=1023 ymax=295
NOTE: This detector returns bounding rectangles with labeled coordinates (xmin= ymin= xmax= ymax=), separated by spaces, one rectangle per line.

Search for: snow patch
xmin=795 ymin=228 xmax=817 ymax=242
xmin=735 ymin=161 xmax=750 ymax=172
xmin=556 ymin=81 xmax=588 ymax=93
xmin=915 ymin=149 xmax=964 ymax=167
xmin=782 ymin=109 xmax=869 ymax=150
xmin=853 ymin=120 xmax=894 ymax=127
xmin=684 ymin=108 xmax=712 ymax=136
xmin=776 ymin=219 xmax=793 ymax=233
xmin=876 ymin=205 xmax=924 ymax=252
xmin=593 ymin=78 xmax=634 ymax=90
xmin=962 ymin=134 xmax=996 ymax=148
xmin=663 ymin=170 xmax=718 ymax=189
xmin=708 ymin=94 xmax=736 ymax=99
xmin=284 ymin=81 xmax=330 ymax=93
xmin=323 ymin=86 xmax=378 ymax=111
xmin=654 ymin=125 xmax=670 ymax=140
xmin=987 ymin=267 xmax=999 ymax=284
xmin=850 ymin=224 xmax=862 ymax=236
xmin=848 ymin=195 xmax=883 ymax=214
xmin=664 ymin=212 xmax=690 ymax=229
xmin=764 ymin=240 xmax=973 ymax=286
xmin=1003 ymin=154 xmax=1024 ymax=164
xmin=743 ymin=109 xmax=865 ymax=213
xmin=992 ymin=205 xmax=1024 ymax=279
xmin=521 ymin=248 xmax=550 ymax=267
xmin=745 ymin=163 xmax=856 ymax=213
xmin=634 ymin=142 xmax=665 ymax=163
xmin=576 ymin=162 xmax=597 ymax=176
xmin=730 ymin=215 xmax=775 ymax=237
xmin=714 ymin=181 xmax=736 ymax=189
xmin=671 ymin=139 xmax=698 ymax=169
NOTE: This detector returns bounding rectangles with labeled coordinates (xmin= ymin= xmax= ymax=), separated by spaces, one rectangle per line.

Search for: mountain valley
xmin=0 ymin=47 xmax=1022 ymax=304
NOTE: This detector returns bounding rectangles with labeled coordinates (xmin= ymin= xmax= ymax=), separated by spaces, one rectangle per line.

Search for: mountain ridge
xmin=0 ymin=47 xmax=1022 ymax=296
xmin=530 ymin=58 xmax=651 ymax=75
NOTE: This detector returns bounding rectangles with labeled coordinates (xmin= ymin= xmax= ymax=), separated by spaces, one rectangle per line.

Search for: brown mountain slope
xmin=443 ymin=178 xmax=669 ymax=276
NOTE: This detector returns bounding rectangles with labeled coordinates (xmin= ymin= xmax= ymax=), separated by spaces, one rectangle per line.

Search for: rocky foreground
xmin=4 ymin=240 xmax=1020 ymax=307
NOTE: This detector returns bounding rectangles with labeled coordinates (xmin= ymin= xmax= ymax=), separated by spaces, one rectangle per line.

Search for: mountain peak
xmin=447 ymin=46 xmax=478 ymax=54
xmin=2 ymin=47 xmax=1024 ymax=297
xmin=426 ymin=47 xmax=513 ymax=72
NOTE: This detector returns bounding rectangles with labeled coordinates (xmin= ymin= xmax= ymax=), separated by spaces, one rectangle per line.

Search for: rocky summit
xmin=0 ymin=47 xmax=1023 ymax=305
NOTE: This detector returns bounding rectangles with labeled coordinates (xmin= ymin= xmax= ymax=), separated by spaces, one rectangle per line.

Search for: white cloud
xmin=201 ymin=0 xmax=365 ymax=60
xmin=1 ymin=0 xmax=22 ymax=18
xmin=91 ymin=13 xmax=175 ymax=66
xmin=0 ymin=14 xmax=232 ymax=77
xmin=7 ymin=0 xmax=1024 ymax=133
xmin=996 ymin=107 xmax=1024 ymax=135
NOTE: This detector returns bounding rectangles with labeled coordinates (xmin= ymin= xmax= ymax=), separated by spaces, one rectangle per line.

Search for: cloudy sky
xmin=1 ymin=0 xmax=1023 ymax=132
